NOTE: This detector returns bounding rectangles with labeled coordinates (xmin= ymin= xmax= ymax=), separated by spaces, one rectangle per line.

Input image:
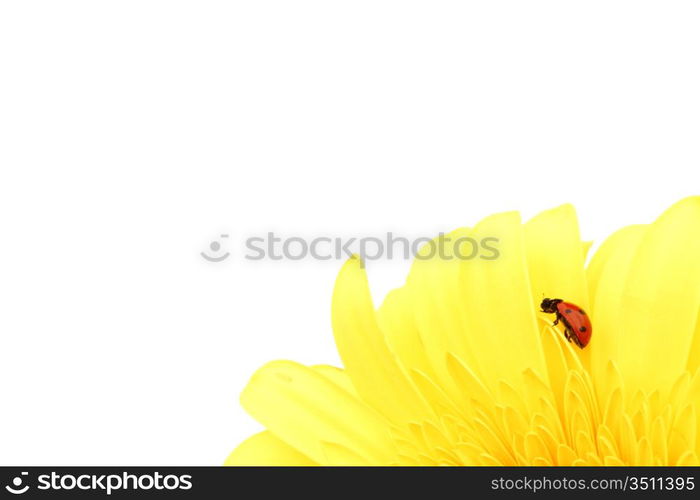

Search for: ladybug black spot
xmin=565 ymin=309 xmax=573 ymax=314
xmin=579 ymin=326 xmax=587 ymax=332
xmin=579 ymin=309 xmax=586 ymax=315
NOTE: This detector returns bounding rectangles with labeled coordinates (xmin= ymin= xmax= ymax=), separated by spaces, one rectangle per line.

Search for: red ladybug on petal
xmin=540 ymin=298 xmax=592 ymax=349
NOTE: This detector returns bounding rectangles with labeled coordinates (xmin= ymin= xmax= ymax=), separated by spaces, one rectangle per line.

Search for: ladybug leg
xmin=552 ymin=314 xmax=560 ymax=326
xmin=563 ymin=328 xmax=573 ymax=343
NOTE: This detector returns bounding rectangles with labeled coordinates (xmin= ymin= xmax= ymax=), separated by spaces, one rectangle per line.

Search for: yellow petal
xmin=635 ymin=436 xmax=654 ymax=466
xmin=240 ymin=360 xmax=396 ymax=463
xmin=669 ymin=404 xmax=696 ymax=462
xmin=586 ymin=225 xmax=647 ymax=391
xmin=522 ymin=368 xmax=556 ymax=415
xmin=539 ymin=323 xmax=573 ymax=421
xmin=618 ymin=415 xmax=636 ymax=463
xmin=650 ymin=416 xmax=668 ymax=464
xmin=556 ymin=444 xmax=578 ymax=465
xmin=524 ymin=432 xmax=551 ymax=463
xmin=312 ymin=364 xmax=357 ymax=396
xmin=224 ymin=431 xmax=315 ymax=466
xmin=460 ymin=211 xmax=546 ymax=391
xmin=405 ymin=228 xmax=475 ymax=397
xmin=525 ymin=204 xmax=590 ymax=311
xmin=617 ymin=197 xmax=700 ymax=394
xmin=596 ymin=428 xmax=619 ymax=460
xmin=603 ymin=387 xmax=623 ymax=434
xmin=320 ymin=441 xmax=371 ymax=465
xmin=446 ymin=353 xmax=497 ymax=420
xmin=332 ymin=256 xmax=432 ymax=423
xmin=586 ymin=224 xmax=647 ymax=316
xmin=604 ymin=455 xmax=625 ymax=466
xmin=676 ymin=451 xmax=700 ymax=466
xmin=377 ymin=287 xmax=435 ymax=379
xmin=686 ymin=308 xmax=700 ymax=373
xmin=409 ymin=368 xmax=465 ymax=419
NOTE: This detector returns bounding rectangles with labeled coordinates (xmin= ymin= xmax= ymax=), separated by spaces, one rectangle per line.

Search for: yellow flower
xmin=226 ymin=198 xmax=700 ymax=466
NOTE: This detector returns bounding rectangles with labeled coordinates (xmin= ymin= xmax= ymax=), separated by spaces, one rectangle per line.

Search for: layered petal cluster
xmin=227 ymin=198 xmax=700 ymax=465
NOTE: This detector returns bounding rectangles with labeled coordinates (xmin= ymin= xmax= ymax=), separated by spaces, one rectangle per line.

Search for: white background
xmin=0 ymin=1 xmax=698 ymax=465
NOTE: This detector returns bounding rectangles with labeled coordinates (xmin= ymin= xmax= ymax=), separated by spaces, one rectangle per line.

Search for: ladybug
xmin=540 ymin=298 xmax=592 ymax=349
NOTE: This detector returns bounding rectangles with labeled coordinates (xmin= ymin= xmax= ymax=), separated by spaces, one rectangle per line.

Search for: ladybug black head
xmin=540 ymin=298 xmax=561 ymax=313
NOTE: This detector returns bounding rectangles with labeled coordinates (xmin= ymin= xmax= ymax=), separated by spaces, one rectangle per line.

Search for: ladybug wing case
xmin=556 ymin=301 xmax=592 ymax=347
